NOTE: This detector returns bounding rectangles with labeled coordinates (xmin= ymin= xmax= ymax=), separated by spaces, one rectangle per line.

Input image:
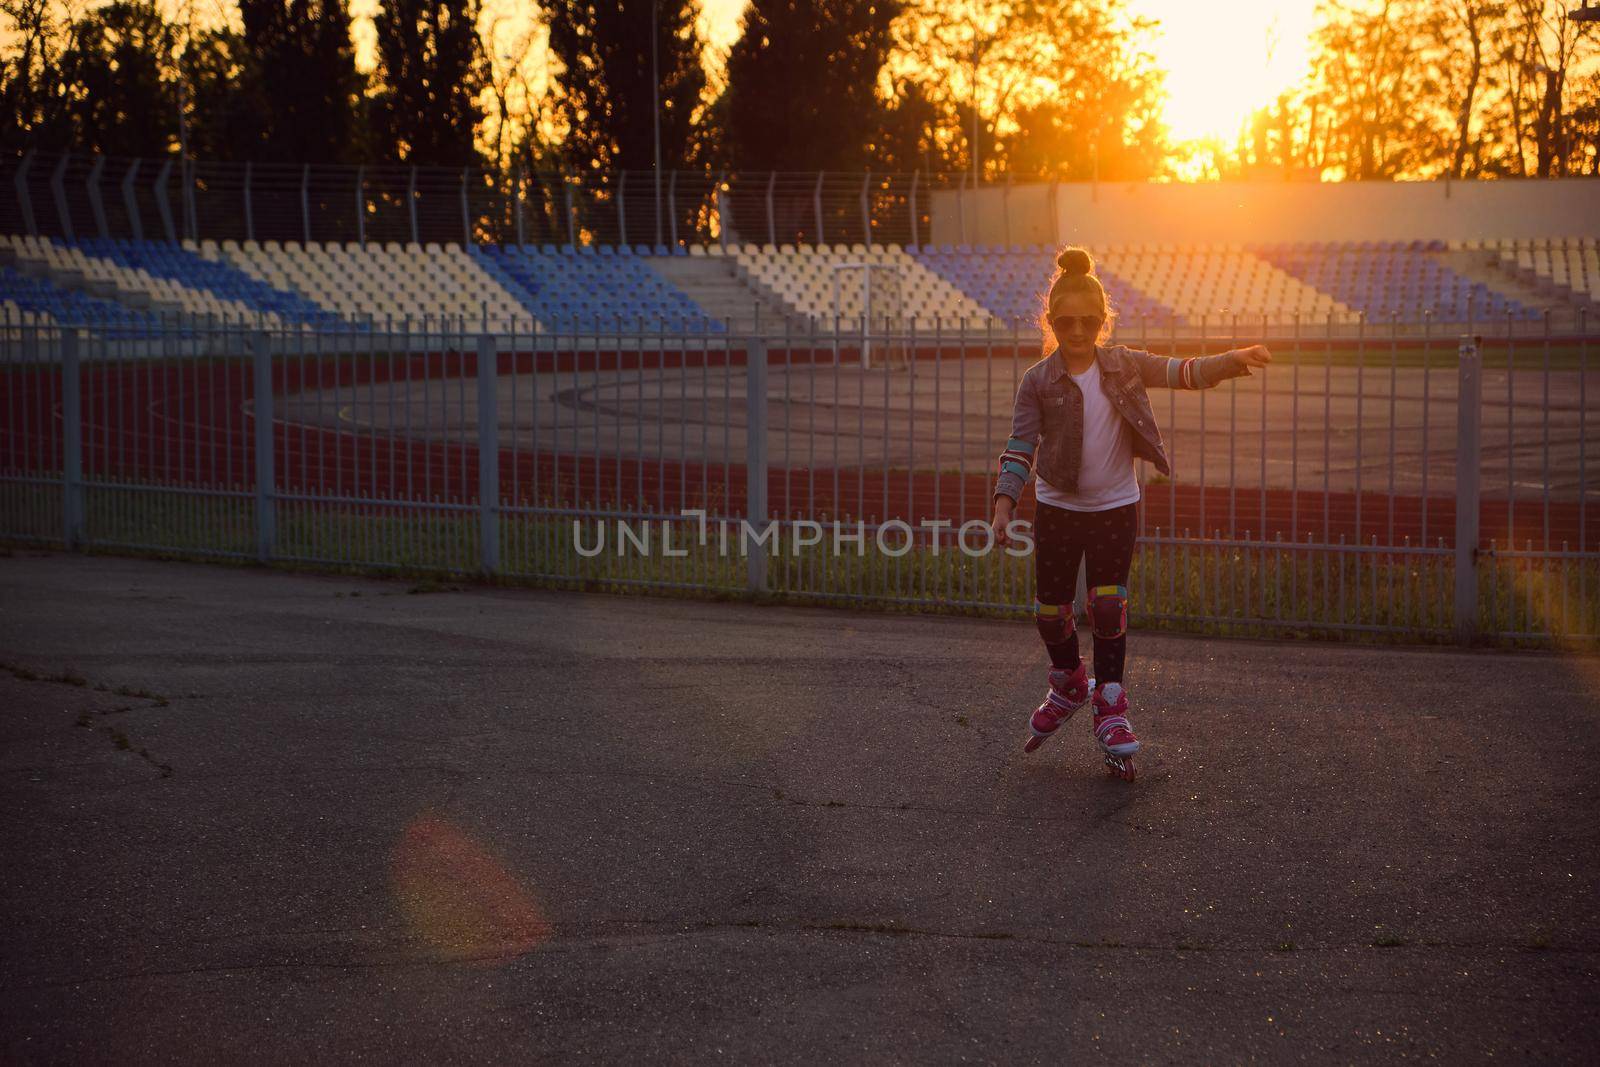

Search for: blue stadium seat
xmin=907 ymin=245 xmax=1182 ymax=331
xmin=45 ymin=240 xmax=357 ymax=331
xmin=1255 ymin=241 xmax=1533 ymax=323
xmin=0 ymin=265 xmax=186 ymax=338
xmin=472 ymin=245 xmax=724 ymax=332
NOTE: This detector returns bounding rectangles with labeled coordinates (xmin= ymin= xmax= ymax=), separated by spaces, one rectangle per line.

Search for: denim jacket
xmin=994 ymin=344 xmax=1250 ymax=504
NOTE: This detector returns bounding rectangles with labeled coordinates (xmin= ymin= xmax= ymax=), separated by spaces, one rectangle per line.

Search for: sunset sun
xmin=1133 ymin=0 xmax=1318 ymax=143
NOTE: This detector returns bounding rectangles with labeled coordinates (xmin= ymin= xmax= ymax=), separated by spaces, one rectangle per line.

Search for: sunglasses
xmin=1052 ymin=314 xmax=1104 ymax=335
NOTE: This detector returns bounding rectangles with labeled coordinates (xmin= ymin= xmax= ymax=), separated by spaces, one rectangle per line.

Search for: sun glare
xmin=1130 ymin=0 xmax=1318 ymax=143
xmin=698 ymin=1 xmax=1322 ymax=150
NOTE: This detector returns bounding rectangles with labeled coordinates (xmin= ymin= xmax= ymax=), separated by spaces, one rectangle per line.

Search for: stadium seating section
xmin=0 ymin=264 xmax=175 ymax=338
xmin=472 ymin=245 xmax=723 ymax=332
xmin=733 ymin=243 xmax=998 ymax=330
xmin=3 ymin=234 xmax=1593 ymax=334
xmin=1257 ymin=240 xmax=1537 ymax=322
xmin=912 ymin=244 xmax=1174 ymax=328
xmin=1499 ymin=238 xmax=1599 ymax=304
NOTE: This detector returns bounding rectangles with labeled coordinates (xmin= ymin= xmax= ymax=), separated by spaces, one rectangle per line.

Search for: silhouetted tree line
xmin=2 ymin=0 xmax=1595 ymax=182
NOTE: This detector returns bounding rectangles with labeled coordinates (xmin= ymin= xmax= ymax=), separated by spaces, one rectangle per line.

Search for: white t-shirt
xmin=1035 ymin=358 xmax=1142 ymax=512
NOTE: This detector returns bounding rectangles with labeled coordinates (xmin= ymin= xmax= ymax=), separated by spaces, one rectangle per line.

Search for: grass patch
xmin=1 ymin=661 xmax=92 ymax=686
xmin=2 ymin=659 xmax=170 ymax=702
xmin=3 ymin=484 xmax=1597 ymax=650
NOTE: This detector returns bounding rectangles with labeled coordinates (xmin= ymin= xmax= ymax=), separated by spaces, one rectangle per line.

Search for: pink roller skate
xmin=1092 ymin=682 xmax=1140 ymax=782
xmin=1022 ymin=661 xmax=1093 ymax=753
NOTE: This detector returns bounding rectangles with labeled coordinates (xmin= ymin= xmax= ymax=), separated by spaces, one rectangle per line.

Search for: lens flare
xmin=391 ymin=813 xmax=551 ymax=962
xmin=1489 ymin=552 xmax=1600 ymax=690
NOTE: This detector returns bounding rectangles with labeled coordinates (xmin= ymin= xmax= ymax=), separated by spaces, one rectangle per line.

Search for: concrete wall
xmin=928 ymin=178 xmax=1600 ymax=247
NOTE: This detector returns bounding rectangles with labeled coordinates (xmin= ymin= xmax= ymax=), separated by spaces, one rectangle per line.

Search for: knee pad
xmin=1034 ymin=601 xmax=1076 ymax=645
xmin=1088 ymin=585 xmax=1128 ymax=639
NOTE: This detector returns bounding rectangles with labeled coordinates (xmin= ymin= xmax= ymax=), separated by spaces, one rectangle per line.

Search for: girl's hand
xmin=1235 ymin=344 xmax=1273 ymax=372
xmin=991 ymin=500 xmax=1015 ymax=546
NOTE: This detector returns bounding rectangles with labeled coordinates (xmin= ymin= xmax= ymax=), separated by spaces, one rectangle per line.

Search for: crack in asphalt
xmin=6 ymin=924 xmax=1594 ymax=993
xmin=24 ymin=754 xmax=1163 ymax=826
xmin=2 ymin=660 xmax=176 ymax=778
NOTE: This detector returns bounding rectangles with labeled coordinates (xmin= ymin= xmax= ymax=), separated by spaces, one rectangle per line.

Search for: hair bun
xmin=1056 ymin=248 xmax=1093 ymax=276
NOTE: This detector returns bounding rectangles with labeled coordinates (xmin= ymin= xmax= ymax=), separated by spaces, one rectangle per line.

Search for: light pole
xmin=971 ymin=37 xmax=980 ymax=188
xmin=177 ymin=1 xmax=195 ymax=242
xmin=652 ymin=0 xmax=663 ymax=247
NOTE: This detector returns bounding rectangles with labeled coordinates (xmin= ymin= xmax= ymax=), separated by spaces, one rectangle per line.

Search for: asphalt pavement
xmin=2 ymin=550 xmax=1597 ymax=1063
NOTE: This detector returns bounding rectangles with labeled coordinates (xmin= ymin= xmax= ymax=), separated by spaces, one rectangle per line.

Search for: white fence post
xmin=1454 ymin=335 xmax=1482 ymax=642
xmin=746 ymin=338 xmax=768 ymax=593
xmin=61 ymin=328 xmax=83 ymax=549
xmin=252 ymin=331 xmax=275 ymax=563
xmin=477 ymin=334 xmax=500 ymax=575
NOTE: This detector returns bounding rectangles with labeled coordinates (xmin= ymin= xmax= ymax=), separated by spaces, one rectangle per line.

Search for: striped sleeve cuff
xmin=1166 ymin=357 xmax=1201 ymax=389
xmin=997 ymin=440 xmax=1034 ymax=480
xmin=995 ymin=436 xmax=1035 ymax=503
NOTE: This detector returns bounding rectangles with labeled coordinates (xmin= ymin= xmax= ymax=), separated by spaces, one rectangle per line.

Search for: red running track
xmin=2 ymin=354 xmax=1593 ymax=551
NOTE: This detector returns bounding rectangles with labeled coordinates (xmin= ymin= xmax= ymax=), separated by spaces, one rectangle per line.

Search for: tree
xmin=1515 ymin=0 xmax=1595 ymax=176
xmin=725 ymin=0 xmax=904 ymax=173
xmin=1213 ymin=0 xmax=1597 ymax=181
xmin=369 ymin=0 xmax=490 ymax=167
xmin=889 ymin=1 xmax=1167 ymax=180
xmin=5 ymin=0 xmax=179 ymax=157
xmin=1438 ymin=2 xmax=1504 ymax=179
xmin=540 ymin=0 xmax=708 ymax=243
xmin=1302 ymin=1 xmax=1439 ymax=179
xmin=871 ymin=81 xmax=954 ymax=174
xmin=231 ymin=0 xmax=367 ymax=164
xmin=544 ymin=0 xmax=708 ymax=174
xmin=183 ymin=27 xmax=270 ymax=163
xmin=1 ymin=0 xmax=74 ymax=152
xmin=57 ymin=0 xmax=179 ymax=157
xmin=1568 ymin=69 xmax=1600 ymax=174
xmin=480 ymin=11 xmax=539 ymax=175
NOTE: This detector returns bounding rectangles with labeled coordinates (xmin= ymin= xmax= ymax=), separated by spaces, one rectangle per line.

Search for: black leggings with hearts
xmin=1032 ymin=500 xmax=1139 ymax=685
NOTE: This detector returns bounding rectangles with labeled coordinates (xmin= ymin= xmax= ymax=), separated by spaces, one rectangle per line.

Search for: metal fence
xmin=1 ymin=316 xmax=1595 ymax=646
xmin=1 ymin=151 xmax=992 ymax=251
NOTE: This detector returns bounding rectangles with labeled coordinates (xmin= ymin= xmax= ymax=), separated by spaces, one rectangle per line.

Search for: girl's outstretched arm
xmin=991 ymin=375 xmax=1043 ymax=546
xmin=993 ymin=374 xmax=1042 ymax=507
xmin=1124 ymin=343 xmax=1273 ymax=389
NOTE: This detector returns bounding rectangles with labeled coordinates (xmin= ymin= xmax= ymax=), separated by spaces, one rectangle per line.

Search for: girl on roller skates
xmin=990 ymin=247 xmax=1272 ymax=779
